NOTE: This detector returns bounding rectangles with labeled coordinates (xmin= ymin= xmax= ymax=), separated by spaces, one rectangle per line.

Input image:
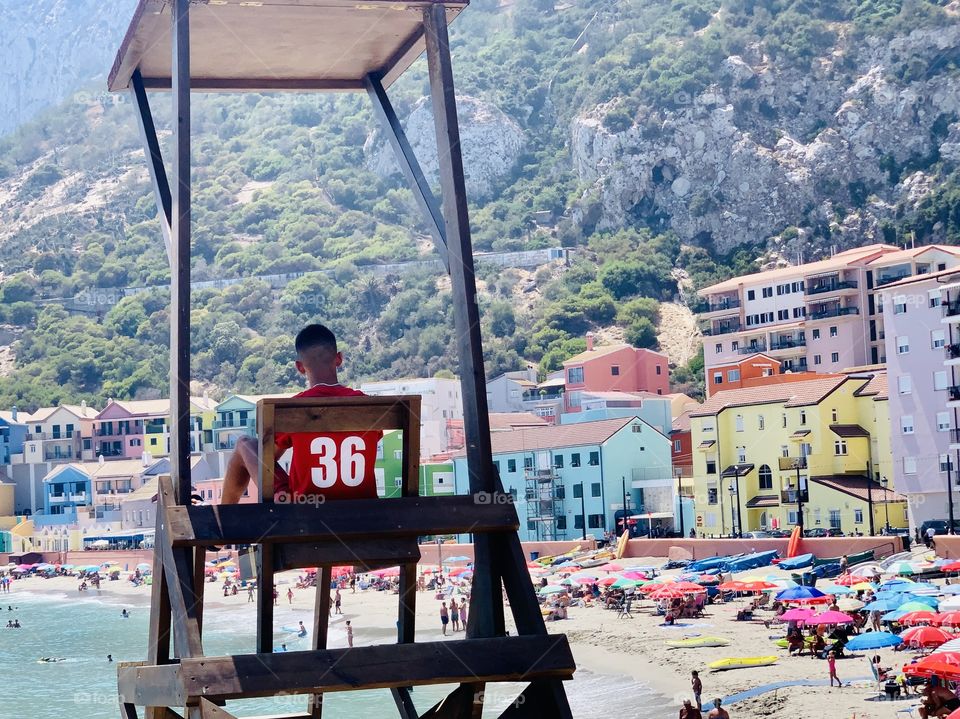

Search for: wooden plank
xmin=418 ymin=683 xmax=477 ymax=719
xmin=169 ymin=0 xmax=192 ymax=503
xmin=192 ymin=547 xmax=206 ymax=637
xmin=146 ymin=503 xmax=172 ymax=666
xmin=496 ymin=681 xmax=572 ymax=719
xmin=124 ymin=636 xmax=574 ymax=705
xmin=257 ymin=400 xmax=277 ymax=502
xmin=118 ymin=661 xmax=185 ymax=707
xmin=129 ymin=68 xmax=172 ymax=264
xmin=157 ymin=478 xmax=204 ymax=658
xmin=256 ymin=399 xmax=276 ymax=656
xmin=198 ymin=699 xmax=238 ymax=718
xmin=256 ymin=542 xmax=275 ymax=655
xmin=274 ymin=539 xmax=420 ymax=572
xmin=262 ymin=397 xmax=417 ymax=434
xmin=168 ymin=495 xmax=518 ymax=546
xmin=309 ymin=566 xmax=332 ymax=719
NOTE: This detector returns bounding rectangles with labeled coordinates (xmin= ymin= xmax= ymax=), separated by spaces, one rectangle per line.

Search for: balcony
xmin=48 ymin=493 xmax=66 ymax=502
xmin=145 ymin=424 xmax=166 ymax=434
xmin=950 ymin=428 xmax=960 ymax=444
xmin=950 ymin=386 xmax=960 ymax=402
xmin=702 ymin=321 xmax=742 ymax=336
xmin=805 ymin=280 xmax=858 ymax=296
xmin=69 ymin=493 xmax=88 ymax=502
xmin=948 ymin=344 xmax=960 ymax=360
xmin=877 ymin=273 xmax=911 ymax=286
xmin=96 ymin=447 xmax=125 ymax=458
xmin=738 ymin=342 xmax=766 ymax=355
xmin=778 ymin=456 xmax=808 ymax=471
xmin=694 ymin=297 xmax=741 ymax=314
xmin=26 ymin=432 xmax=75 ymax=441
xmin=769 ymin=337 xmax=807 ymax=351
xmin=779 ymin=489 xmax=810 ymax=504
xmin=945 ymin=303 xmax=960 ymax=319
xmin=213 ymin=419 xmax=257 ymax=431
xmin=809 ymin=306 xmax=859 ymax=321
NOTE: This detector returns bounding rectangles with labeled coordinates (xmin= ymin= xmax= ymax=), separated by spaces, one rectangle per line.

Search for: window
xmin=713 ymin=373 xmax=723 ymax=385
xmin=812 ymin=329 xmax=820 ymax=340
xmin=527 ymin=520 xmax=537 ymax=532
xmin=793 ymin=307 xmax=805 ymax=318
xmin=830 ymin=326 xmax=838 ymax=337
xmin=706 ymin=460 xmax=717 ymax=474
xmin=834 ymin=440 xmax=847 ymax=455
xmin=567 ymin=367 xmax=584 ymax=384
xmin=591 ymin=482 xmax=601 ymax=497
xmin=570 ymin=484 xmax=584 ymax=501
xmin=554 ymin=454 xmax=564 ymax=469
xmin=901 ymin=415 xmax=914 ymax=434
xmin=898 ymin=375 xmax=912 ymax=395
xmin=493 ymin=460 xmax=500 ymax=474
xmin=588 ymin=451 xmax=599 ymax=466
xmin=931 ymin=290 xmax=943 ymax=308
xmin=556 ymin=516 xmax=567 ymax=530
xmin=781 ymin=445 xmax=790 ymax=457
xmin=735 ymin=415 xmax=744 ymax=432
xmin=588 ymin=514 xmax=604 ymax=529
xmin=778 ymin=309 xmax=789 ymax=320
xmin=507 ymin=459 xmax=517 ymax=473
xmin=571 ymin=453 xmax=581 ymax=467
xmin=715 ymin=343 xmax=723 ymax=353
xmin=831 ymin=352 xmax=839 ymax=363
xmin=904 ymin=456 xmax=917 ymax=474
xmin=758 ymin=464 xmax=773 ymax=490
xmin=707 ymin=487 xmax=718 ymax=504
xmin=747 ymin=290 xmax=756 ymax=300
xmin=814 ymin=355 xmax=822 ymax=365
xmin=854 ymin=508 xmax=863 ymax=523
xmin=829 ymin=510 xmax=841 ymax=530
xmin=939 ymin=412 xmax=952 ymax=432
xmin=731 ymin=341 xmax=739 ymax=351
xmin=758 ymin=415 xmax=765 ymax=430
xmin=788 ymin=510 xmax=798 ymax=525
xmin=737 ymin=446 xmax=746 ymax=463
xmin=800 ymin=410 xmax=807 ymax=425
xmin=762 ymin=287 xmax=773 ymax=298
xmin=632 ymin=424 xmax=643 ymax=433
xmin=555 ymin=486 xmax=565 ymax=499
xmin=728 ymin=369 xmax=741 ymax=382
xmin=611 ymin=365 xmax=620 ymax=376
xmin=656 ymin=365 xmax=663 ymax=375
xmin=674 ymin=440 xmax=682 ymax=452
xmin=831 ymin=408 xmax=838 ymax=422
xmin=942 ymin=454 xmax=954 ymax=473
xmin=893 ymin=298 xmax=907 ymax=314
xmin=933 ymin=329 xmax=946 ymax=349
xmin=897 ymin=336 xmax=910 ymax=354
xmin=935 ymin=371 xmax=949 ymax=391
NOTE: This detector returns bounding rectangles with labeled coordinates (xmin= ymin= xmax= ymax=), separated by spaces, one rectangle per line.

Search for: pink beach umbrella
xmin=807 ymin=610 xmax=854 ymax=625
xmin=597 ymin=577 xmax=617 ymax=586
xmin=621 ymin=571 xmax=648 ymax=580
xmin=779 ymin=608 xmax=816 ymax=622
xmin=572 ymin=576 xmax=598 ymax=584
xmin=599 ymin=563 xmax=624 ymax=572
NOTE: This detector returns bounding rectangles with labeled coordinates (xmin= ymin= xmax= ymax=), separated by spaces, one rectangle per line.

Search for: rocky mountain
xmin=0 ymin=0 xmax=136 ymax=136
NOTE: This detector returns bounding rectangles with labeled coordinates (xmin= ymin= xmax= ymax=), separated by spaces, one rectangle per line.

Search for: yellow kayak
xmin=709 ymin=656 xmax=778 ymax=672
xmin=665 ymin=637 xmax=731 ymax=649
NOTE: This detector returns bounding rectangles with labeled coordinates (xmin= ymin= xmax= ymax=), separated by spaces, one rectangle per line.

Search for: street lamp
xmin=880 ymin=476 xmax=891 ymax=533
xmin=727 ymin=483 xmax=737 ymax=539
xmin=578 ymin=483 xmax=587 ymax=541
xmin=676 ymin=467 xmax=685 ymax=538
xmin=436 ymin=536 xmax=443 ymax=574
xmin=780 ymin=457 xmax=805 ymax=535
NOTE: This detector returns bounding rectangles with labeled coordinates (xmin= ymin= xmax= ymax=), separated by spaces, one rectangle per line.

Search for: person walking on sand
xmin=706 ymin=698 xmax=729 ymax=719
xmin=691 ymin=670 xmax=702 ymax=710
xmin=335 ymin=588 xmax=343 ymax=615
xmin=247 ymin=586 xmax=254 ymax=603
xmin=440 ymin=601 xmax=449 ymax=635
xmin=346 ymin=620 xmax=354 ymax=648
xmin=827 ymin=650 xmax=843 ymax=687
xmin=679 ymin=699 xmax=702 ymax=719
xmin=273 ymin=586 xmax=279 ymax=606
xmin=460 ymin=599 xmax=468 ymax=630
xmin=287 ymin=588 xmax=294 ymax=604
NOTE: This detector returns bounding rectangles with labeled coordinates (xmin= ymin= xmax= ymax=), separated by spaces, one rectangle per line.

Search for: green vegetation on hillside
xmin=0 ymin=0 xmax=956 ymax=410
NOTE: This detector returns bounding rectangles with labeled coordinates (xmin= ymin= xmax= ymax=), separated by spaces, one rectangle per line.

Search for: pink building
xmin=698 ymin=243 xmax=960 ymax=381
xmin=562 ymin=336 xmax=669 ymax=412
xmin=93 ymin=398 xmax=209 ymax=460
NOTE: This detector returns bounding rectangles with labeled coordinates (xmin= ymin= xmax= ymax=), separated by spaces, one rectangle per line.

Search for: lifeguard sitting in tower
xmin=220 ymin=323 xmax=381 ymax=504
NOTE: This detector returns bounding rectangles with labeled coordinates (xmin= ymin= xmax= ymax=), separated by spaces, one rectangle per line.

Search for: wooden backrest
xmin=256 ymin=395 xmax=422 ymax=502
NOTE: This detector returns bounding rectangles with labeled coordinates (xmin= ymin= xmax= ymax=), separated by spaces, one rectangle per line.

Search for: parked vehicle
xmin=804 ymin=528 xmax=827 ymax=538
xmin=742 ymin=531 xmax=773 ymax=539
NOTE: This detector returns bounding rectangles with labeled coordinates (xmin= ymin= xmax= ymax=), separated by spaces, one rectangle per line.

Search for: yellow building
xmin=690 ymin=371 xmax=907 ymax=536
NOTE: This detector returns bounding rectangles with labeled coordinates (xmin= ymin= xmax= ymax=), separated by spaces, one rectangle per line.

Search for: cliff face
xmin=571 ymin=21 xmax=960 ymax=255
xmin=0 ymin=0 xmax=136 ymax=136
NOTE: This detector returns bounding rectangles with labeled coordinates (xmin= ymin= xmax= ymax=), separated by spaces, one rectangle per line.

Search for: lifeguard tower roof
xmin=108 ymin=0 xmax=468 ymax=93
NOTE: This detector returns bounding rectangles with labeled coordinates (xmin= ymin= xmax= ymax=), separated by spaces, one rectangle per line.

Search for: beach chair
xmin=866 ymin=658 xmax=884 ymax=698
xmin=617 ymin=596 xmax=633 ymax=619
xmin=755 ymin=593 xmax=770 ymax=609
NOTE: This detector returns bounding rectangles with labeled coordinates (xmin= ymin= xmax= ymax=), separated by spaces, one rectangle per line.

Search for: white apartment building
xmin=698 ymin=244 xmax=960 ymax=384
xmin=359 ymin=377 xmax=464 ymax=457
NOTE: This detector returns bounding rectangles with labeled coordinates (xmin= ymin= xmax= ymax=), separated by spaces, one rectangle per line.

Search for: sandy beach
xmin=2 ymin=557 xmax=922 ymax=719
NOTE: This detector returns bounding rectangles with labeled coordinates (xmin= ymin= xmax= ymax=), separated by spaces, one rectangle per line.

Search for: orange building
xmin=562 ymin=335 xmax=669 ymax=412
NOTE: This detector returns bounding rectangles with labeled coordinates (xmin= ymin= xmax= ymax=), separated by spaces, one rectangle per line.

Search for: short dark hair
xmin=295 ymin=324 xmax=337 ymax=356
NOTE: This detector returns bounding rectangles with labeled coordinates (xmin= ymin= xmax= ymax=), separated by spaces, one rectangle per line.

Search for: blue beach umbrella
xmin=864 ymin=599 xmax=902 ymax=612
xmin=881 ymin=610 xmax=907 ymax=622
xmin=817 ymin=583 xmax=854 ymax=595
xmin=846 ymin=632 xmax=903 ymax=651
xmin=776 ymin=586 xmax=826 ymax=601
xmin=941 ymin=586 xmax=960 ymax=595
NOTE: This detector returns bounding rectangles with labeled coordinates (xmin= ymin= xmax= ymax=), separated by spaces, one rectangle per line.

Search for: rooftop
xmin=690 ymin=375 xmax=849 ymax=416
xmin=452 ymin=417 xmax=637 ymax=456
xmin=488 ymin=413 xmax=549 ymax=431
xmin=811 ymin=475 xmax=904 ymax=503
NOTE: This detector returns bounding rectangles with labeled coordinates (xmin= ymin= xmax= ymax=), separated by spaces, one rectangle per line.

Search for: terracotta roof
xmin=811 ymin=475 xmax=904 ymax=503
xmin=830 ymin=424 xmax=870 ymax=438
xmin=561 ymin=343 xmax=632 ymax=365
xmin=488 ymin=413 xmax=548 ymax=431
xmin=581 ymin=390 xmax=662 ymax=403
xmin=746 ymin=494 xmax=779 ymax=508
xmin=881 ymin=266 xmax=960 ymax=289
xmin=854 ymin=372 xmax=888 ymax=400
xmin=452 ymin=417 xmax=636 ymax=456
xmin=690 ymin=376 xmax=848 ymax=416
xmin=671 ymin=410 xmax=692 ymax=433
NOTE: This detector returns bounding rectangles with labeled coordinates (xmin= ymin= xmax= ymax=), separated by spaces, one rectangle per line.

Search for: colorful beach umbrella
xmin=900 ymin=611 xmax=940 ymax=626
xmin=776 ymin=586 xmax=827 ymax=602
xmin=934 ymin=638 xmax=960 ymax=654
xmin=938 ymin=612 xmax=960 ymax=628
xmin=817 ymin=583 xmax=853 ymax=595
xmin=599 ymin=563 xmax=623 ymax=572
xmin=740 ymin=581 xmax=778 ymax=592
xmin=621 ymin=571 xmax=648 ymax=580
xmin=846 ymin=632 xmax=903 ymax=651
xmin=779 ymin=608 xmax=815 ymax=622
xmin=597 ymin=577 xmax=617 ymax=586
xmin=901 ymin=626 xmax=953 ymax=648
xmin=539 ymin=585 xmax=566 ymax=595
xmin=611 ymin=578 xmax=640 ymax=589
xmin=717 ymin=581 xmax=746 ymax=591
xmin=900 ymin=600 xmax=939 ymax=612
xmin=807 ymin=611 xmax=854 ymax=625
xmin=837 ymin=597 xmax=865 ymax=612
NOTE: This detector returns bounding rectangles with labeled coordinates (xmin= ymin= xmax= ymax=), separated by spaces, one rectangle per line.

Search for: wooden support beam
xmin=158 ymin=478 xmax=204 ymax=658
xmin=418 ymin=683 xmax=479 ymax=719
xmin=169 ymin=0 xmax=192 ymax=502
xmin=309 ymin=566 xmax=332 ymax=719
xmin=198 ymin=699 xmax=239 ymax=718
xmin=167 ymin=495 xmax=518 ymax=546
xmin=118 ymin=636 xmax=575 ymax=706
xmin=129 ymin=68 xmax=172 ymax=264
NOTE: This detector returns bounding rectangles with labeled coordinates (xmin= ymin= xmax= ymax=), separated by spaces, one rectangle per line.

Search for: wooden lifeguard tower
xmin=107 ymin=2 xmax=576 ymax=717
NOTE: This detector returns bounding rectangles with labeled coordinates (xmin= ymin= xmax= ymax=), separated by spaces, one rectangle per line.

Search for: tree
xmin=487 ymin=301 xmax=516 ymax=338
xmin=2 ymin=274 xmax=37 ymax=303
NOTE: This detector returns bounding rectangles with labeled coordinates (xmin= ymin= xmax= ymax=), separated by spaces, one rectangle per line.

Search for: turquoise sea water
xmin=0 ymin=588 xmax=668 ymax=718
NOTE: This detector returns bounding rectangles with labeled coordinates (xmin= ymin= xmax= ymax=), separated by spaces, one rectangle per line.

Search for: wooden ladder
xmin=118 ymin=396 xmax=575 ymax=718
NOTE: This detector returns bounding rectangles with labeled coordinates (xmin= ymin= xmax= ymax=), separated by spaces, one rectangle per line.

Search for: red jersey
xmin=274 ymin=384 xmax=381 ymax=500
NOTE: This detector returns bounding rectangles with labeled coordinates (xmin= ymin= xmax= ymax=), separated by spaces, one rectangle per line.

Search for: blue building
xmin=559 ymin=391 xmax=672 ymax=435
xmin=212 ymin=395 xmax=272 ymax=450
xmin=0 ymin=413 xmax=27 ymax=465
xmin=453 ymin=417 xmax=672 ymax=542
xmin=42 ymin=464 xmax=92 ymax=517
